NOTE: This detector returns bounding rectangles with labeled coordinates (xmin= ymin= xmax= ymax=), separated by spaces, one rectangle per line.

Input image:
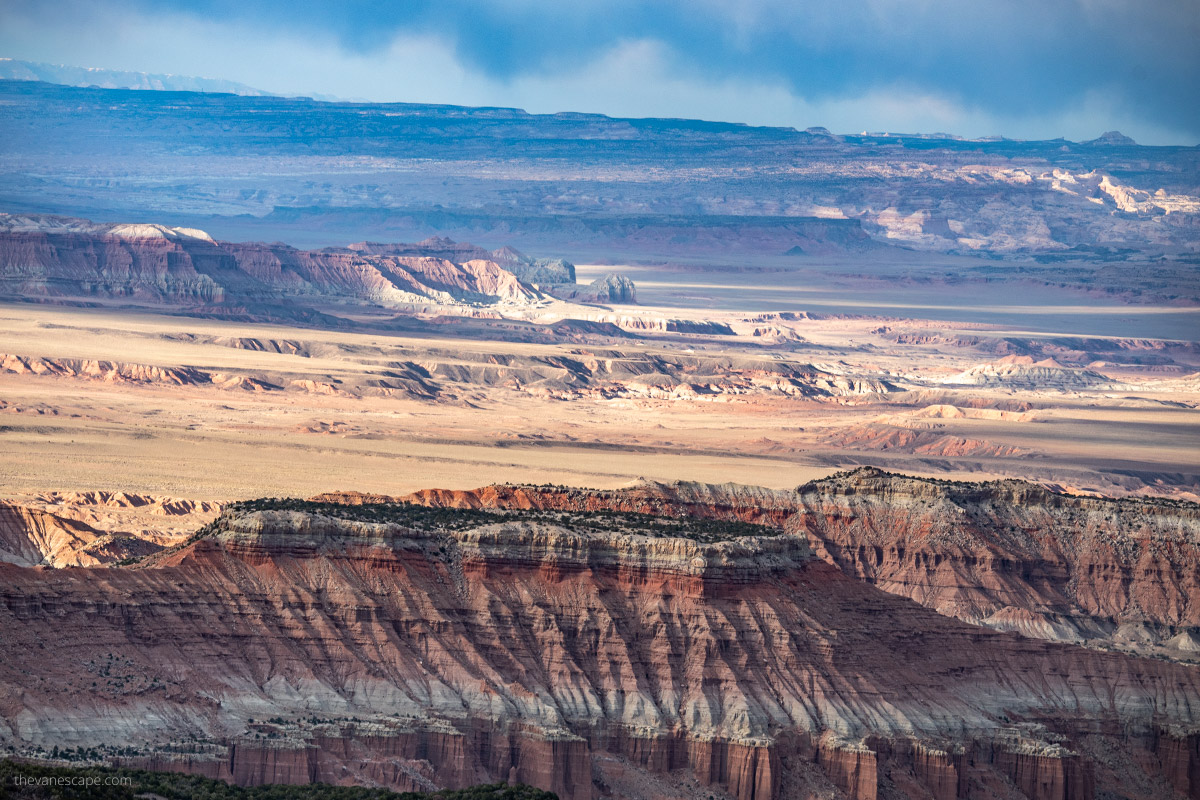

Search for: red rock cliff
xmin=1 ymin=501 xmax=1199 ymax=799
xmin=392 ymin=469 xmax=1200 ymax=656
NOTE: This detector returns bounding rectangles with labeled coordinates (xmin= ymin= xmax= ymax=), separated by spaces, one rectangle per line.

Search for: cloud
xmin=1 ymin=0 xmax=1196 ymax=143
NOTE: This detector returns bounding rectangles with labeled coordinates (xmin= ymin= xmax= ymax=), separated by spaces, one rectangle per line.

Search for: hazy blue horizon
xmin=2 ymin=1 xmax=1197 ymax=145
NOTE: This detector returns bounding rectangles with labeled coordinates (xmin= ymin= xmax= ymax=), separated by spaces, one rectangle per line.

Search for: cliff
xmin=790 ymin=469 xmax=1200 ymax=654
xmin=398 ymin=470 xmax=1200 ymax=659
xmin=0 ymin=214 xmax=547 ymax=317
xmin=0 ymin=492 xmax=217 ymax=567
xmin=1 ymin=497 xmax=1199 ymax=798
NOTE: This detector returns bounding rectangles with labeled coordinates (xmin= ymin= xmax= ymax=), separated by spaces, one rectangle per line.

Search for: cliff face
xmin=396 ymin=481 xmax=799 ymax=527
xmin=398 ymin=470 xmax=1200 ymax=658
xmin=1 ymin=501 xmax=1199 ymax=799
xmin=0 ymin=228 xmax=229 ymax=303
xmin=0 ymin=215 xmax=544 ymax=314
xmin=0 ymin=502 xmax=108 ymax=566
xmin=789 ymin=469 xmax=1200 ymax=652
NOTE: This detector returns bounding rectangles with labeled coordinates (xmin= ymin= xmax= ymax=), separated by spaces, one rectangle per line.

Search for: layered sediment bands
xmin=0 ymin=492 xmax=216 ymax=567
xmin=987 ymin=749 xmax=1093 ymax=800
xmin=943 ymin=356 xmax=1118 ymax=390
xmin=0 ymin=218 xmax=544 ymax=313
xmin=3 ymin=505 xmax=1200 ymax=798
xmin=395 ymin=481 xmax=799 ymax=527
xmin=1156 ymin=730 xmax=1200 ymax=798
xmin=0 ymin=227 xmax=228 ymax=303
xmin=0 ymin=501 xmax=166 ymax=567
xmin=395 ymin=470 xmax=1200 ymax=654
xmin=789 ymin=469 xmax=1200 ymax=651
xmin=123 ymin=726 xmax=593 ymax=796
xmin=793 ymin=733 xmax=1106 ymax=800
xmin=823 ymin=423 xmax=1034 ymax=458
xmin=0 ymin=501 xmax=106 ymax=566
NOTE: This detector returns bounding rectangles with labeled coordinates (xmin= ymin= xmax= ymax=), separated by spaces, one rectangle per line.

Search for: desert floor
xmin=2 ymin=260 xmax=1196 ymax=504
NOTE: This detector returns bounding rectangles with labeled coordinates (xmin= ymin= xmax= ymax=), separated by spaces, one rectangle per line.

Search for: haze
xmin=2 ymin=0 xmax=1198 ymax=144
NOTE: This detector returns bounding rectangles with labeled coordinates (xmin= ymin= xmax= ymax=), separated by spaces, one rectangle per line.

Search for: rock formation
xmin=2 ymin=487 xmax=1199 ymax=798
xmin=943 ymin=356 xmax=1119 ymax=390
xmin=402 ymin=470 xmax=1200 ymax=658
xmin=790 ymin=469 xmax=1200 ymax=657
xmin=823 ymin=423 xmax=1034 ymax=458
xmin=0 ymin=214 xmax=553 ymax=318
xmin=0 ymin=492 xmax=218 ymax=567
xmin=549 ymin=273 xmax=637 ymax=304
xmin=0 ymin=343 xmax=901 ymax=404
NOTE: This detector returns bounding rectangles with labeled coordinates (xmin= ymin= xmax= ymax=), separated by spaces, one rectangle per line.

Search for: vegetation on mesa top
xmin=0 ymin=760 xmax=557 ymax=800
xmin=191 ymin=497 xmax=778 ymax=545
xmin=800 ymin=467 xmax=1200 ymax=510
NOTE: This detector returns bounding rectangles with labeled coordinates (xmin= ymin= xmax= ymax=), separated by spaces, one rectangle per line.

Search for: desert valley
xmin=0 ymin=43 xmax=1198 ymax=800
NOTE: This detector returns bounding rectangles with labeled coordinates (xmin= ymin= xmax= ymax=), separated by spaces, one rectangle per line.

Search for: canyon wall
xmin=399 ymin=469 xmax=1200 ymax=657
xmin=788 ymin=469 xmax=1200 ymax=653
xmin=1 ymin=499 xmax=1199 ymax=798
xmin=0 ymin=492 xmax=217 ymax=567
xmin=0 ymin=215 xmax=545 ymax=316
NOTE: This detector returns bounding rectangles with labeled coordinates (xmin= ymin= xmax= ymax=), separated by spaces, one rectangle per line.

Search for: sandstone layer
xmin=0 ymin=214 xmax=553 ymax=318
xmin=1 ymin=493 xmax=1199 ymax=799
xmin=400 ymin=470 xmax=1200 ymax=659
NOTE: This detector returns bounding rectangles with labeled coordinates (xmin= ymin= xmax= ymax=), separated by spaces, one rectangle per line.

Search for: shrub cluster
xmin=189 ymin=498 xmax=776 ymax=545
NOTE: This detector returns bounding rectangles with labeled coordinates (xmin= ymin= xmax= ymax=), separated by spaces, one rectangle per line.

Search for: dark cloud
xmin=6 ymin=0 xmax=1200 ymax=139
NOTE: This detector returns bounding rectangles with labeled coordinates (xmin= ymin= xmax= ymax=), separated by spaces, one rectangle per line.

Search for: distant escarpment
xmin=349 ymin=238 xmax=634 ymax=303
xmin=3 ymin=489 xmax=1198 ymax=798
xmin=0 ymin=213 xmax=633 ymax=321
xmin=0 ymin=344 xmax=903 ymax=404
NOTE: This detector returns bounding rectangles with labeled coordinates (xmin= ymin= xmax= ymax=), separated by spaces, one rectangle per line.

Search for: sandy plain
xmin=1 ymin=260 xmax=1197 ymax=505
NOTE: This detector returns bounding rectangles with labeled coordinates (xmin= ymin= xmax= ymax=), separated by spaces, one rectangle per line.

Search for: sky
xmin=1 ymin=0 xmax=1197 ymax=144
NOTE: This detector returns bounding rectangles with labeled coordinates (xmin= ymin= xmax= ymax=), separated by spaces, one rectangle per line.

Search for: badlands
xmin=0 ymin=215 xmax=1195 ymax=503
xmin=0 ymin=215 xmax=1198 ymax=799
xmin=0 ymin=81 xmax=1198 ymax=800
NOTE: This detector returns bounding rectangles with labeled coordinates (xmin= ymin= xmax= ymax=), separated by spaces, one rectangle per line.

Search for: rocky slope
xmin=400 ymin=471 xmax=1200 ymax=660
xmin=943 ymin=356 xmax=1120 ymax=390
xmin=0 ymin=343 xmax=901 ymax=404
xmin=351 ymin=239 xmax=635 ymax=304
xmin=2 ymin=497 xmax=1200 ymax=799
xmin=0 ymin=492 xmax=218 ymax=567
xmin=0 ymin=214 xmax=560 ymax=319
xmin=789 ymin=469 xmax=1200 ymax=657
xmin=823 ymin=423 xmax=1034 ymax=458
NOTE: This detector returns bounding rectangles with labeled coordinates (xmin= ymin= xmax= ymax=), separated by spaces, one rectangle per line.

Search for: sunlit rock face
xmin=406 ymin=473 xmax=1200 ymax=656
xmin=2 ymin=479 xmax=1199 ymax=799
xmin=0 ymin=213 xmax=548 ymax=315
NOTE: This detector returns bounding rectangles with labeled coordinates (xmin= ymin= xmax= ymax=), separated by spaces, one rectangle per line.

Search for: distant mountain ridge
xmin=0 ymin=58 xmax=269 ymax=96
xmin=0 ymin=78 xmax=1194 ymax=262
xmin=0 ymin=58 xmax=1150 ymax=146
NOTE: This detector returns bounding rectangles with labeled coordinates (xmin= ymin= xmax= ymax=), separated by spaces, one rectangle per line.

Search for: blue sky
xmin=2 ymin=0 xmax=1197 ymax=144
